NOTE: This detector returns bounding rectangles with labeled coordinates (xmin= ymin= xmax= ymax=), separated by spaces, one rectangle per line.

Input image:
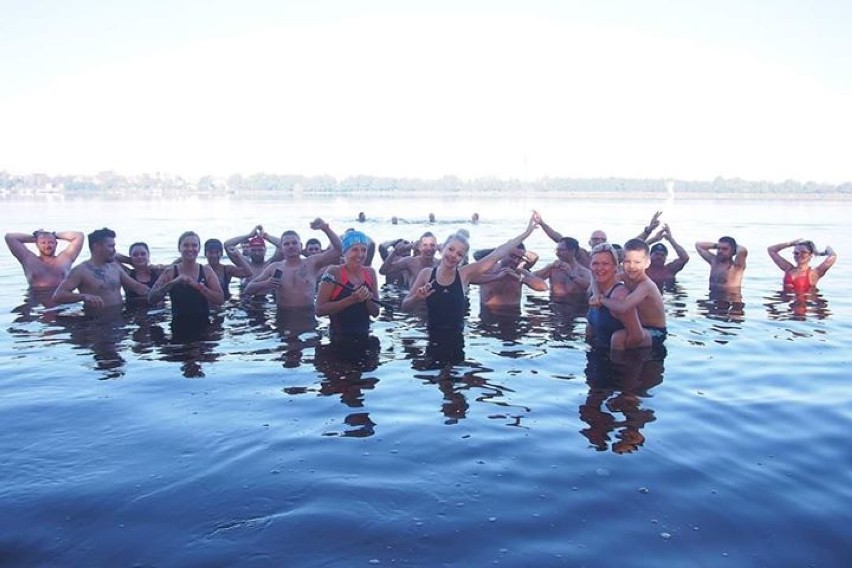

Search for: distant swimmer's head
xmin=718 ymin=236 xmax=738 ymax=259
xmin=357 ymin=212 xmax=366 ymax=223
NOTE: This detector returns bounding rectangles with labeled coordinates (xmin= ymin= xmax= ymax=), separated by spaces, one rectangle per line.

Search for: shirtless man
xmin=224 ymin=225 xmax=281 ymax=280
xmin=696 ymin=236 xmax=748 ymax=290
xmin=534 ymin=236 xmax=591 ymax=301
xmin=52 ymin=228 xmax=150 ymax=310
xmin=244 ymin=218 xmax=342 ymax=308
xmin=596 ymin=238 xmax=666 ymax=349
xmin=472 ymin=245 xmax=548 ymax=309
xmin=645 ymin=224 xmax=689 ymax=289
xmin=378 ymin=238 xmax=413 ymax=286
xmin=379 ymin=231 xmax=439 ymax=288
xmin=5 ymin=228 xmax=85 ymax=291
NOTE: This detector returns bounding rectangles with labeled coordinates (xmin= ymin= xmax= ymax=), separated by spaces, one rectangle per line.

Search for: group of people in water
xmin=4 ymin=210 xmax=838 ymax=362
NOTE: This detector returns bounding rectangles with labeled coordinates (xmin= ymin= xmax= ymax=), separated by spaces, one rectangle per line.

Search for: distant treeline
xmin=2 ymin=170 xmax=849 ymax=196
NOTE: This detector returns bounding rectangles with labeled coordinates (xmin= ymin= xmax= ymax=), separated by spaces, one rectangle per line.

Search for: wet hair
xmin=472 ymin=248 xmax=494 ymax=261
xmin=558 ymin=236 xmax=580 ymax=250
xmin=623 ymin=238 xmax=649 ymax=255
xmin=305 ymin=238 xmax=321 ymax=248
xmin=129 ymin=242 xmax=150 ymax=254
xmin=204 ymin=238 xmax=223 ymax=253
xmin=88 ymin=227 xmax=116 ymax=250
xmin=611 ymin=243 xmax=624 ymax=263
xmin=178 ymin=230 xmax=200 ymax=248
xmin=590 ymin=242 xmax=619 ymax=266
xmin=444 ymin=232 xmax=470 ymax=254
xmin=650 ymin=243 xmax=668 ymax=255
xmin=280 ymin=230 xmax=300 ymax=242
xmin=420 ymin=231 xmax=436 ymax=241
xmin=719 ymin=236 xmax=738 ymax=255
xmin=799 ymin=240 xmax=816 ymax=254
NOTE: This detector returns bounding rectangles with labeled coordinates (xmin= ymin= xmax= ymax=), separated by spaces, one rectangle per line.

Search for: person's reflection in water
xmin=697 ymin=288 xmax=745 ymax=324
xmin=310 ymin=335 xmax=381 ymax=437
xmin=765 ymin=289 xmax=831 ymax=322
xmin=276 ymin=306 xmax=319 ymax=368
xmin=53 ymin=306 xmax=129 ymax=379
xmin=579 ymin=346 xmax=665 ymax=454
xmin=10 ymin=289 xmax=61 ymax=327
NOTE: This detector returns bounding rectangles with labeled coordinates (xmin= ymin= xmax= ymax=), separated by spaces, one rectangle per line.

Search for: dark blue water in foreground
xmin=1 ymin=194 xmax=850 ymax=566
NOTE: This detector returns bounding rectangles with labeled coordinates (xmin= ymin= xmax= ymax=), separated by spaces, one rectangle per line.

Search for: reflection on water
xmin=580 ymin=347 xmax=665 ymax=454
xmin=764 ymin=289 xmax=831 ymax=321
xmin=53 ymin=307 xmax=130 ymax=380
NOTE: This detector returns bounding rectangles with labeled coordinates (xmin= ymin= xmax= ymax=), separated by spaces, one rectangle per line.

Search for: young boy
xmin=600 ymin=238 xmax=667 ymax=349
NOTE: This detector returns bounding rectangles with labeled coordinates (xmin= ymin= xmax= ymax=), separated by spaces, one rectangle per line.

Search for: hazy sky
xmin=2 ymin=0 xmax=849 ymax=183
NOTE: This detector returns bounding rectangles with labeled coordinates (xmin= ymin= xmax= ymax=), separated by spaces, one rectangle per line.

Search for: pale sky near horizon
xmin=2 ymin=0 xmax=850 ymax=184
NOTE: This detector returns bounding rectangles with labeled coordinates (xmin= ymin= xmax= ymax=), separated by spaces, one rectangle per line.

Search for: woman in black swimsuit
xmin=148 ymin=231 xmax=224 ymax=341
xmin=402 ymin=214 xmax=538 ymax=364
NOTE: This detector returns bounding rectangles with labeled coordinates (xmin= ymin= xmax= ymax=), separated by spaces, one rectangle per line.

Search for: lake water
xmin=1 ymin=193 xmax=850 ymax=566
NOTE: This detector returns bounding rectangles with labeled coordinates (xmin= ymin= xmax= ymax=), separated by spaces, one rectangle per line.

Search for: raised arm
xmin=733 ymin=244 xmax=748 ymax=269
xmin=664 ymin=226 xmax=689 ymax=273
xmin=307 ymin=219 xmax=343 ymax=271
xmin=767 ymin=240 xmax=796 ymax=272
xmin=223 ymin=225 xmax=262 ymax=250
xmin=534 ymin=212 xmax=563 ymax=243
xmin=4 ymin=232 xmax=38 ymax=262
xmin=636 ymin=211 xmax=662 ymax=241
xmin=460 ymin=213 xmax=538 ymax=284
xmin=695 ymin=241 xmax=717 ymax=264
xmin=379 ymin=243 xmax=408 ymax=275
xmin=54 ymin=231 xmax=85 ymax=262
xmin=815 ymin=245 xmax=837 ymax=278
xmin=224 ymin=245 xmax=254 ymax=278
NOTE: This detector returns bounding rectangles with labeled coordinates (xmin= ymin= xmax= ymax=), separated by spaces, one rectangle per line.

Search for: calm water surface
xmin=1 ymin=194 xmax=850 ymax=566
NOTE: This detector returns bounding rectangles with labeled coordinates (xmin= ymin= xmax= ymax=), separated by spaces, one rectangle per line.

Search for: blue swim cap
xmin=342 ymin=230 xmax=370 ymax=253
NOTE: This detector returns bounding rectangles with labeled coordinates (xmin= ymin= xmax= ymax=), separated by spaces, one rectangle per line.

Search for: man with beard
xmin=224 ymin=224 xmax=280 ymax=281
xmin=533 ymin=236 xmax=591 ymax=301
xmin=53 ymin=228 xmax=150 ymax=309
xmin=5 ymin=228 xmax=85 ymax=291
xmin=696 ymin=236 xmax=748 ymax=290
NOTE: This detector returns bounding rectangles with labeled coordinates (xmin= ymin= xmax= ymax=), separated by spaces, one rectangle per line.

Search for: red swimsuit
xmin=784 ymin=268 xmax=813 ymax=293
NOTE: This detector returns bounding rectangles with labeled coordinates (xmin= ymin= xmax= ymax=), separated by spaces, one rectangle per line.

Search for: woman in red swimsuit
xmin=767 ymin=239 xmax=837 ymax=292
